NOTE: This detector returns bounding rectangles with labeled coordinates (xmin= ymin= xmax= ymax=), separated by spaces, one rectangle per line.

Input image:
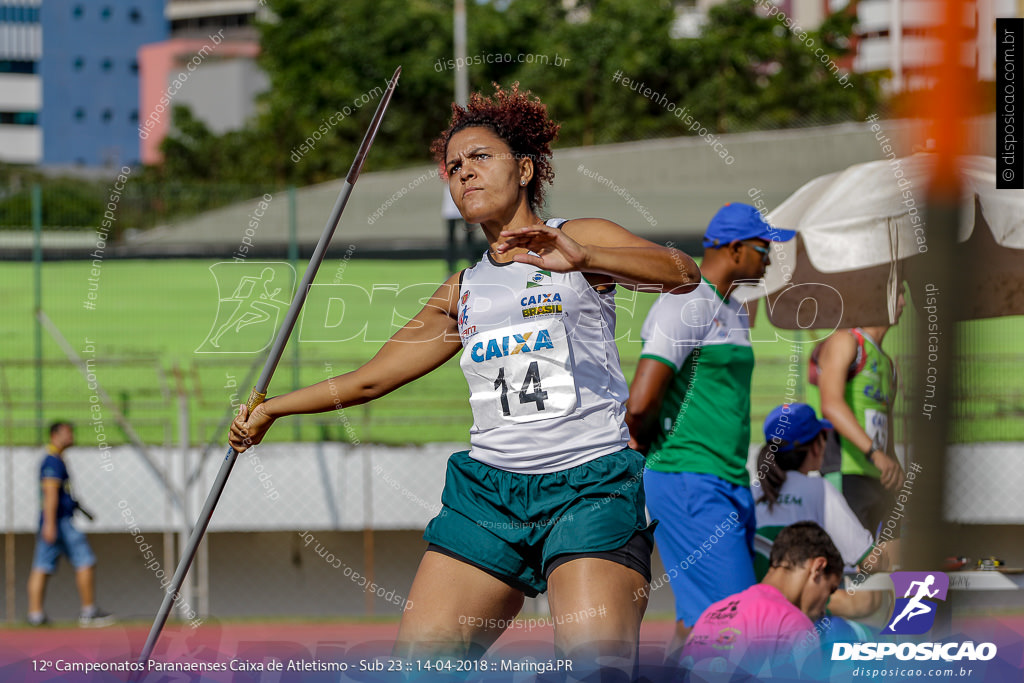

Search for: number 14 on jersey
xmin=461 ymin=321 xmax=578 ymax=430
xmin=494 ymin=361 xmax=548 ymax=415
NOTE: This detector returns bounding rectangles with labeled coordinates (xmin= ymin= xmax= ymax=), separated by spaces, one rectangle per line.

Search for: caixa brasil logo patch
xmin=883 ymin=571 xmax=949 ymax=635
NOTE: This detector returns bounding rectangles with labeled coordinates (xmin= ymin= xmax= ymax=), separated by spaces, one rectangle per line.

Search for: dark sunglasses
xmin=739 ymin=241 xmax=771 ymax=264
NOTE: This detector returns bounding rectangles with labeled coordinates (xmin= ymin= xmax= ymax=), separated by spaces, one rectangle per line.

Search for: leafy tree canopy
xmin=154 ymin=0 xmax=880 ymax=186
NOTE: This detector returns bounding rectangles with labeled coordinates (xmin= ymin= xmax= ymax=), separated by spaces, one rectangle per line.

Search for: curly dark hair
xmin=431 ymin=82 xmax=560 ymax=214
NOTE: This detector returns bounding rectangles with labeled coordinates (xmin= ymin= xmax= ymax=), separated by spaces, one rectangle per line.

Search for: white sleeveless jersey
xmin=754 ymin=472 xmax=874 ymax=569
xmin=457 ymin=218 xmax=629 ymax=473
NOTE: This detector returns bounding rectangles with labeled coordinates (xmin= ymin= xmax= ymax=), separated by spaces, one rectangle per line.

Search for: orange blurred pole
xmin=918 ymin=0 xmax=971 ymax=188
xmin=904 ymin=0 xmax=969 ymax=588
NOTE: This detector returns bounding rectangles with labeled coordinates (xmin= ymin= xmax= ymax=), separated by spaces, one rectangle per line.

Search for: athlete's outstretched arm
xmin=498 ymin=218 xmax=700 ymax=293
xmin=230 ymin=273 xmax=463 ymax=452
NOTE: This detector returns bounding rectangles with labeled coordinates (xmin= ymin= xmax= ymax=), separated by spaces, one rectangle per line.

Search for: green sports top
xmin=639 ymin=279 xmax=754 ymax=486
xmin=840 ymin=330 xmax=895 ymax=477
xmin=807 ymin=329 xmax=896 ymax=478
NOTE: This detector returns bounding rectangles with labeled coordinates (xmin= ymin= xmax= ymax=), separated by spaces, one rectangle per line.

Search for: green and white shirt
xmin=753 ymin=472 xmax=875 ymax=579
xmin=640 ymin=278 xmax=754 ymax=486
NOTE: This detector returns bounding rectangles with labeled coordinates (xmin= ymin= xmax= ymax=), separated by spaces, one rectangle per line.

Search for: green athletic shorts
xmin=423 ymin=448 xmax=654 ymax=596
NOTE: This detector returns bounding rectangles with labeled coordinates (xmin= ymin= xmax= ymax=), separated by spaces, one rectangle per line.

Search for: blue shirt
xmin=40 ymin=454 xmax=76 ymax=523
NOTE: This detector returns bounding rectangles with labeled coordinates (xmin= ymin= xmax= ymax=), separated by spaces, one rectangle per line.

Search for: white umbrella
xmin=736 ymin=155 xmax=1024 ymax=329
xmin=953 ymin=156 xmax=1024 ymax=320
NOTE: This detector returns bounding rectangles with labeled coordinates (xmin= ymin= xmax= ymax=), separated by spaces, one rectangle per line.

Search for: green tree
xmin=154 ymin=0 xmax=881 ymax=186
xmin=680 ymin=0 xmax=879 ymax=133
xmin=504 ymin=0 xmax=686 ymax=146
xmin=0 ymin=178 xmax=105 ymax=230
xmin=253 ymin=0 xmax=455 ymax=183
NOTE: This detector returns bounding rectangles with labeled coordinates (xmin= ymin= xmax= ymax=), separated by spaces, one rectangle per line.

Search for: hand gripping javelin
xmin=134 ymin=67 xmax=401 ymax=671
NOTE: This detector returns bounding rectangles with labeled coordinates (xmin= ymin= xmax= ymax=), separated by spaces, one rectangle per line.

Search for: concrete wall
xmin=6 ymin=523 xmax=1022 ymax=623
xmin=0 ymin=443 xmax=459 ymax=533
xmin=3 ymin=441 xmax=1020 ymax=535
xmin=0 ymin=529 xmax=428 ymax=622
xmin=0 ymin=529 xmax=682 ymax=622
xmin=4 ymin=440 xmax=1022 ymax=622
xmin=172 ymin=57 xmax=268 ymax=135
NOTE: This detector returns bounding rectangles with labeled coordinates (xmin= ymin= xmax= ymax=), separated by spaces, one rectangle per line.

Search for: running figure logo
xmin=882 ymin=572 xmax=949 ymax=635
xmin=196 ymin=262 xmax=295 ymax=353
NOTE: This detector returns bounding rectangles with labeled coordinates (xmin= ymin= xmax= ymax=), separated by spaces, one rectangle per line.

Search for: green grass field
xmin=2 ymin=259 xmax=1021 ymax=447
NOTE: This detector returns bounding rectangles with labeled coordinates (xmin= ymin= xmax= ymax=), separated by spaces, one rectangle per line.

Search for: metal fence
xmin=6 ymin=345 xmax=1022 ymax=450
xmin=0 ymin=177 xmax=278 ymax=239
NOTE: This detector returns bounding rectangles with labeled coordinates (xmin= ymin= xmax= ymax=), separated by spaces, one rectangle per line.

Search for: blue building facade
xmin=40 ymin=0 xmax=167 ymax=167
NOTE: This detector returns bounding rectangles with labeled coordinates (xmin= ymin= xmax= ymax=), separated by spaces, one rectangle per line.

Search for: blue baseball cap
xmin=702 ymin=203 xmax=796 ymax=248
xmin=763 ymin=403 xmax=832 ymax=452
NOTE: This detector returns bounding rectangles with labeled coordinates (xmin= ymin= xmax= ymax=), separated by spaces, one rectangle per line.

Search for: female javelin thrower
xmin=230 ymin=83 xmax=700 ymax=674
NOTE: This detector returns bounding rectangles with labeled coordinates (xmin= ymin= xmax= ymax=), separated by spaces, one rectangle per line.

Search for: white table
xmin=847 ymin=570 xmax=1024 ymax=592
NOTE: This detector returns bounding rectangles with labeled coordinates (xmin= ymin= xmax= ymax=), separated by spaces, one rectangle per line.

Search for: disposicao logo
xmin=883 ymin=571 xmax=948 ymax=635
xmin=831 ymin=572 xmax=997 ymax=663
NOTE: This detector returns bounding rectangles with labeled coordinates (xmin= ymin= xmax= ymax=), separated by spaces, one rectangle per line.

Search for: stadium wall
xmin=1 ymin=530 xmax=681 ymax=622
xmin=4 ymin=442 xmax=1024 ymax=622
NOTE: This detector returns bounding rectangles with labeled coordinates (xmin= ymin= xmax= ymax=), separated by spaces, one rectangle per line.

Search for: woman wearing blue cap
xmin=753 ymin=403 xmax=897 ymax=623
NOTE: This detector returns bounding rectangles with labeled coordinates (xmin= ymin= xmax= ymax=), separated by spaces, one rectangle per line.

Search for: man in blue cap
xmin=626 ymin=203 xmax=794 ymax=661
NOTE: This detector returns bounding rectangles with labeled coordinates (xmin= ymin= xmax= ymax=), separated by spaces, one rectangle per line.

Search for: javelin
xmin=135 ymin=66 xmax=401 ymax=667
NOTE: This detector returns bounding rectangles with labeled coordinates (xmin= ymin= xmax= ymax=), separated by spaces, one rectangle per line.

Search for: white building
xmin=137 ymin=0 xmax=269 ymax=164
xmin=0 ymin=0 xmax=42 ymax=164
xmin=671 ymin=0 xmax=1021 ymax=92
xmin=855 ymin=0 xmax=1022 ymax=92
xmin=672 ymin=0 xmax=847 ymax=39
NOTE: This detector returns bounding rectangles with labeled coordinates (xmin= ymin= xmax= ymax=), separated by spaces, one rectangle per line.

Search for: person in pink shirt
xmin=679 ymin=521 xmax=842 ymax=678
